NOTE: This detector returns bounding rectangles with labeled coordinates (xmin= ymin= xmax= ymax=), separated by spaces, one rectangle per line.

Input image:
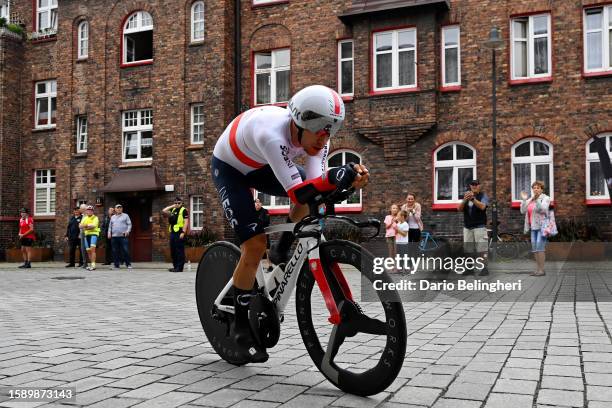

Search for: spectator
xmin=163 ymin=197 xmax=189 ymax=273
xmin=79 ymin=203 xmax=89 ymax=268
xmin=254 ymin=198 xmax=271 ymax=268
xmin=80 ymin=205 xmax=100 ymax=271
xmin=384 ymin=204 xmax=399 ymax=261
xmin=520 ymin=181 xmax=551 ymax=277
xmin=64 ymin=207 xmax=83 ymax=267
xmin=101 ymin=207 xmax=115 ymax=265
xmin=109 ymin=204 xmax=132 ymax=270
xmin=17 ymin=208 xmax=35 ymax=269
xmin=401 ymin=193 xmax=424 ymax=243
xmin=394 ymin=210 xmax=410 ymax=260
xmin=458 ymin=179 xmax=489 ymax=276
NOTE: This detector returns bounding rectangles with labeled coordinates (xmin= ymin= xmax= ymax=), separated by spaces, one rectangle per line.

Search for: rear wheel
xmin=296 ymin=240 xmax=407 ymax=396
xmin=195 ymin=241 xmax=248 ymax=365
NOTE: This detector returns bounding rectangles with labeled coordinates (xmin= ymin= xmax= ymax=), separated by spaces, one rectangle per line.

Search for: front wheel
xmin=295 ymin=240 xmax=407 ymax=396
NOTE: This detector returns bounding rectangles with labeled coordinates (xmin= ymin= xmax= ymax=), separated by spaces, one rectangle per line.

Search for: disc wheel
xmin=195 ymin=241 xmax=248 ymax=366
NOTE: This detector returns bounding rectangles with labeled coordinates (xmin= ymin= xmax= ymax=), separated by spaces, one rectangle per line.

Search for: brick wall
xmin=0 ymin=0 xmax=610 ymax=260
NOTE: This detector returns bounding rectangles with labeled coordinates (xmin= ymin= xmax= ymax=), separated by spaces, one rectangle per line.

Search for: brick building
xmin=0 ymin=0 xmax=610 ymax=261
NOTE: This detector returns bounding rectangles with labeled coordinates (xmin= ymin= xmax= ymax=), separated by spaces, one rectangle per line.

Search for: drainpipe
xmin=234 ymin=0 xmax=241 ymax=116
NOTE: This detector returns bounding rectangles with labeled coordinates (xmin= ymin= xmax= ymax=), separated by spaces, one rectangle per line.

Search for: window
xmin=122 ymin=109 xmax=153 ymax=161
xmin=328 ymin=150 xmax=362 ymax=206
xmin=122 ymin=11 xmax=153 ymax=65
xmin=254 ymin=191 xmax=290 ymax=209
xmin=78 ymin=21 xmax=89 ymax=59
xmin=191 ymin=104 xmax=204 ymax=144
xmin=76 ymin=115 xmax=88 ymax=153
xmin=511 ymin=138 xmax=554 ymax=201
xmin=36 ymin=0 xmax=58 ymax=32
xmin=77 ymin=199 xmax=87 ymax=207
xmin=510 ymin=13 xmax=551 ymax=80
xmin=253 ymin=0 xmax=286 ymax=5
xmin=586 ymin=134 xmax=612 ymax=199
xmin=191 ymin=1 xmax=205 ymax=42
xmin=373 ymin=28 xmax=417 ymax=91
xmin=34 ymin=169 xmax=56 ymax=216
xmin=338 ymin=40 xmax=354 ymax=97
xmin=442 ymin=26 xmax=461 ymax=87
xmin=584 ymin=6 xmax=612 ymax=74
xmin=35 ymin=80 xmax=57 ymax=129
xmin=190 ymin=196 xmax=204 ymax=230
xmin=254 ymin=49 xmax=290 ymax=105
xmin=434 ymin=143 xmax=476 ymax=204
xmin=1 ymin=2 xmax=10 ymax=20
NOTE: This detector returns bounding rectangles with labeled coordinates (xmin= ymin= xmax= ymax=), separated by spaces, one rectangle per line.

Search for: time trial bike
xmin=195 ymin=189 xmax=407 ymax=396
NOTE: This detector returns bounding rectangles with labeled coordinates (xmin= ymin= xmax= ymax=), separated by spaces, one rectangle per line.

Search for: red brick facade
xmin=0 ymin=0 xmax=610 ymax=260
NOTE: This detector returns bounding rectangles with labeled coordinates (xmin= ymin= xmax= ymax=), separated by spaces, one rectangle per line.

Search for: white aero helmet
xmin=288 ymin=85 xmax=345 ymax=137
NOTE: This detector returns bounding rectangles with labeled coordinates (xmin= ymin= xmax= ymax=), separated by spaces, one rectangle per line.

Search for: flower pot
xmin=185 ymin=247 xmax=207 ymax=263
xmin=7 ymin=247 xmax=54 ymax=262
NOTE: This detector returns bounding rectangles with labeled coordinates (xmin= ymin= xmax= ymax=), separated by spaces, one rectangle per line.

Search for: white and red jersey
xmin=213 ymin=106 xmax=329 ymax=192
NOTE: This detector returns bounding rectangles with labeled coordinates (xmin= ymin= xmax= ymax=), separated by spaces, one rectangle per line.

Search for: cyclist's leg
xmin=212 ymin=156 xmax=269 ymax=361
xmin=246 ymin=164 xmax=307 ymax=264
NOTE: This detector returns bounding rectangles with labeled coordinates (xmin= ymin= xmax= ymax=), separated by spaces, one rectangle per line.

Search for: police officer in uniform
xmin=162 ymin=197 xmax=190 ymax=272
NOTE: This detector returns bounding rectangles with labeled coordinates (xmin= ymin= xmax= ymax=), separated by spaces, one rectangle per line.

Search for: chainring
xmin=248 ymin=293 xmax=281 ymax=348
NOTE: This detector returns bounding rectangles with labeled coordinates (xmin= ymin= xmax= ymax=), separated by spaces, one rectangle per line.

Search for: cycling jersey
xmin=213 ymin=106 xmax=329 ymax=193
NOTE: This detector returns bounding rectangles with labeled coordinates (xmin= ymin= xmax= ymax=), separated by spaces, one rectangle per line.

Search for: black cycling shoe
xmin=230 ymin=322 xmax=269 ymax=363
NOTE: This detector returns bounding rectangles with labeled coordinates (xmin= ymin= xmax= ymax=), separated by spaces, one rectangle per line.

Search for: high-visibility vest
xmin=169 ymin=207 xmax=186 ymax=232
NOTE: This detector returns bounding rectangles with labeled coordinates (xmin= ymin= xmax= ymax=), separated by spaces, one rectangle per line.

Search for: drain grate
xmin=51 ymin=276 xmax=85 ymax=280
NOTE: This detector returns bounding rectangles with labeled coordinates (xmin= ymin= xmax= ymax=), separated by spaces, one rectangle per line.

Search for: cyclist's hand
xmin=351 ymin=164 xmax=369 ymax=189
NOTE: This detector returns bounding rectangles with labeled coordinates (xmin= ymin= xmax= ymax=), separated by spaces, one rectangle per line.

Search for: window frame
xmin=509 ymin=12 xmax=553 ymax=82
xmin=337 ymin=39 xmax=354 ymax=98
xmin=121 ymin=109 xmax=153 ymax=162
xmin=190 ymin=195 xmax=204 ymax=230
xmin=253 ymin=191 xmax=291 ymax=213
xmin=327 ymin=150 xmax=363 ymax=209
xmin=36 ymin=0 xmax=58 ymax=32
xmin=1 ymin=2 xmax=10 ymax=21
xmin=77 ymin=20 xmax=89 ymax=60
xmin=371 ymin=26 xmax=418 ymax=94
xmin=34 ymin=80 xmax=57 ymax=129
xmin=441 ymin=25 xmax=461 ymax=89
xmin=252 ymin=0 xmax=289 ymax=7
xmin=586 ymin=133 xmax=612 ymax=202
xmin=190 ymin=103 xmax=204 ymax=145
xmin=191 ymin=1 xmax=205 ymax=43
xmin=510 ymin=138 xmax=554 ymax=204
xmin=253 ymin=48 xmax=291 ymax=106
xmin=76 ymin=115 xmax=88 ymax=153
xmin=583 ymin=6 xmax=612 ymax=76
xmin=34 ymin=169 xmax=56 ymax=216
xmin=121 ymin=10 xmax=154 ymax=67
xmin=433 ymin=142 xmax=477 ymax=206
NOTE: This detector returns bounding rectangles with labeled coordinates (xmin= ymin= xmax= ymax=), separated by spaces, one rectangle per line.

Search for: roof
xmin=99 ymin=167 xmax=164 ymax=193
xmin=338 ymin=0 xmax=450 ymax=22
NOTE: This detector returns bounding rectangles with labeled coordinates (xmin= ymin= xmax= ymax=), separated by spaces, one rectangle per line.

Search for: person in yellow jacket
xmin=162 ymin=197 xmax=189 ymax=272
xmin=80 ymin=205 xmax=100 ymax=271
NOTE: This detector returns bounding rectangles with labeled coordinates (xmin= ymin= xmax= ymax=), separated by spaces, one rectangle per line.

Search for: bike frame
xmin=212 ymin=222 xmax=353 ymax=325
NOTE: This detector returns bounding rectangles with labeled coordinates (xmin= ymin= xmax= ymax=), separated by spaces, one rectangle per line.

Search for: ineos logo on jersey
xmin=279 ymin=145 xmax=295 ymax=169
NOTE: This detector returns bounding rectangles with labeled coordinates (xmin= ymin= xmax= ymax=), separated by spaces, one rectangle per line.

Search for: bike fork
xmin=308 ymin=247 xmax=354 ymax=325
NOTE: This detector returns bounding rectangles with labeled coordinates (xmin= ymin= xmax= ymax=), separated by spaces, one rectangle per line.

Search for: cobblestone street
xmin=1 ymin=262 xmax=612 ymax=408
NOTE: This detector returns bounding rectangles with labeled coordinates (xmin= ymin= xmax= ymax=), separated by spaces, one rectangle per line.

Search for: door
xmin=123 ymin=196 xmax=152 ymax=262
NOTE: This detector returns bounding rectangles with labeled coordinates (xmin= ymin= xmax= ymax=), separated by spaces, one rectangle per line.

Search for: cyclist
xmin=212 ymin=85 xmax=369 ymax=363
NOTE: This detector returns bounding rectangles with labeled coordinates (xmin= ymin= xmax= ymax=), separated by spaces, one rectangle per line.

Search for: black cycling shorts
xmin=212 ymin=155 xmax=305 ymax=244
